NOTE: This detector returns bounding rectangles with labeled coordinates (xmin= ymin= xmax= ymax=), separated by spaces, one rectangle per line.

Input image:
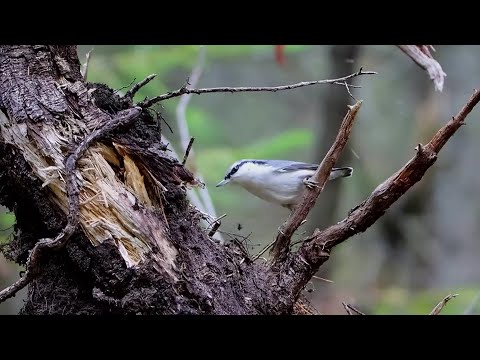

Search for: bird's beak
xmin=216 ymin=179 xmax=230 ymax=187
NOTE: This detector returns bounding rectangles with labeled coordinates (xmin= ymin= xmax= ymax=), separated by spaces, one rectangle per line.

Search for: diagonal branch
xmin=138 ymin=68 xmax=377 ymax=108
xmin=270 ymin=101 xmax=362 ymax=263
xmin=397 ymin=45 xmax=446 ymax=92
xmin=288 ymin=90 xmax=480 ymax=290
xmin=430 ymin=294 xmax=458 ymax=315
xmin=0 ymin=107 xmax=142 ymax=304
xmin=125 ymin=74 xmax=157 ymax=100
xmin=342 ymin=302 xmax=365 ymax=315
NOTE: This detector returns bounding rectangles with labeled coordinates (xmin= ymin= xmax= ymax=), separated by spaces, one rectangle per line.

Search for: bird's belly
xmin=241 ymin=175 xmax=304 ymax=205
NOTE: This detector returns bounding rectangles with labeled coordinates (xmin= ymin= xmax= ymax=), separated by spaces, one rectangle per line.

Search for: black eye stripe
xmin=225 ymin=164 xmax=240 ymax=179
xmin=225 ymin=160 xmax=267 ymax=179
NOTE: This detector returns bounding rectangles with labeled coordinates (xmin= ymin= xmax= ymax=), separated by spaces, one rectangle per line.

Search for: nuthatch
xmin=216 ymin=159 xmax=353 ymax=210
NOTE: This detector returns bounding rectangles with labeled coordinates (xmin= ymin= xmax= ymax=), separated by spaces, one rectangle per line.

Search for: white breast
xmin=233 ymin=163 xmax=314 ymax=206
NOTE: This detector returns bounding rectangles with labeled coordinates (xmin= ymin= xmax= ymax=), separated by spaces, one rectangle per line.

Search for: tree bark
xmin=0 ymin=45 xmax=289 ymax=314
xmin=0 ymin=45 xmax=477 ymax=315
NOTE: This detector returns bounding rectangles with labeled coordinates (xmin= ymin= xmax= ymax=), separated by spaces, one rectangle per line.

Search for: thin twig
xmin=0 ymin=107 xmax=142 ymax=304
xmin=149 ymin=108 xmax=173 ymax=134
xmin=252 ymin=240 xmax=276 ymax=262
xmin=138 ymin=68 xmax=377 ymax=108
xmin=232 ymin=238 xmax=252 ymax=262
xmin=81 ymin=48 xmax=94 ymax=81
xmin=333 ymin=82 xmax=361 ymax=89
xmin=125 ymin=74 xmax=157 ymax=100
xmin=162 ymin=134 xmax=204 ymax=211
xmin=217 ymin=230 xmax=253 ymax=244
xmin=343 ymin=81 xmax=358 ymax=102
xmin=114 ymin=78 xmax=136 ymax=95
xmin=312 ymin=275 xmax=334 ymax=284
xmin=182 ymin=137 xmax=195 ymax=165
xmin=271 ymin=100 xmax=363 ymax=263
xmin=213 ymin=213 xmax=227 ymax=222
xmin=430 ymin=294 xmax=458 ymax=315
xmin=342 ymin=302 xmax=365 ymax=315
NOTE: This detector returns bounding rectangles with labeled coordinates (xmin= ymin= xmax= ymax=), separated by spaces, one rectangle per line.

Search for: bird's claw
xmin=303 ymin=178 xmax=319 ymax=189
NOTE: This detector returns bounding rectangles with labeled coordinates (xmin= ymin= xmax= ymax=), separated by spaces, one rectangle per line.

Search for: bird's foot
xmin=303 ymin=177 xmax=319 ymax=189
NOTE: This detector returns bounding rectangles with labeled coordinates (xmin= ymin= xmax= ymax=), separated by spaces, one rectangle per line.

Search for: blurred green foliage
xmin=0 ymin=210 xmax=15 ymax=244
xmin=372 ymin=287 xmax=480 ymax=315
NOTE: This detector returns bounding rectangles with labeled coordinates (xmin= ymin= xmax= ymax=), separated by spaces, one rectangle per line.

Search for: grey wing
xmin=273 ymin=161 xmax=319 ymax=173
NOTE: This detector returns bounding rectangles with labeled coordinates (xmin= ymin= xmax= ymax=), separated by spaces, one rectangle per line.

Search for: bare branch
xmin=271 ymin=100 xmax=362 ymax=263
xmin=333 ymin=82 xmax=361 ymax=89
xmin=162 ymin=134 xmax=204 ymax=211
xmin=182 ymin=137 xmax=195 ymax=165
xmin=125 ymin=74 xmax=157 ymax=100
xmin=397 ymin=45 xmax=446 ymax=92
xmin=312 ymin=275 xmax=334 ymax=284
xmin=342 ymin=81 xmax=358 ymax=102
xmin=430 ymin=294 xmax=458 ymax=315
xmin=138 ymin=68 xmax=377 ymax=108
xmin=81 ymin=48 xmax=94 ymax=81
xmin=0 ymin=271 xmax=30 ymax=303
xmin=0 ymin=107 xmax=142 ymax=304
xmin=342 ymin=302 xmax=365 ymax=315
xmin=252 ymin=240 xmax=277 ymax=262
xmin=288 ymin=90 xmax=480 ymax=290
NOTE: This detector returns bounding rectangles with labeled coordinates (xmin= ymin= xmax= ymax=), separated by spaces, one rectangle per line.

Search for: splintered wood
xmin=0 ymin=108 xmax=178 ymax=279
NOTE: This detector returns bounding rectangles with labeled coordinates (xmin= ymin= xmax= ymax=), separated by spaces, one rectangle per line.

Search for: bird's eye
xmin=226 ymin=163 xmax=242 ymax=180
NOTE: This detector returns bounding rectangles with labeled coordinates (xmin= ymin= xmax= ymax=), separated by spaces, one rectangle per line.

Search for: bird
xmin=216 ymin=159 xmax=353 ymax=210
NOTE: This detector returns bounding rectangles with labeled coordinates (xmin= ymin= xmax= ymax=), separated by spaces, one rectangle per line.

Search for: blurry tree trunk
xmin=303 ymin=46 xmax=360 ymax=305
xmin=376 ymin=70 xmax=437 ymax=289
xmin=308 ymin=45 xmax=360 ymax=236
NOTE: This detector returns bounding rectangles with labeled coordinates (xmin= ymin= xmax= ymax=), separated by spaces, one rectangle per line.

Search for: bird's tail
xmin=329 ymin=167 xmax=353 ymax=180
